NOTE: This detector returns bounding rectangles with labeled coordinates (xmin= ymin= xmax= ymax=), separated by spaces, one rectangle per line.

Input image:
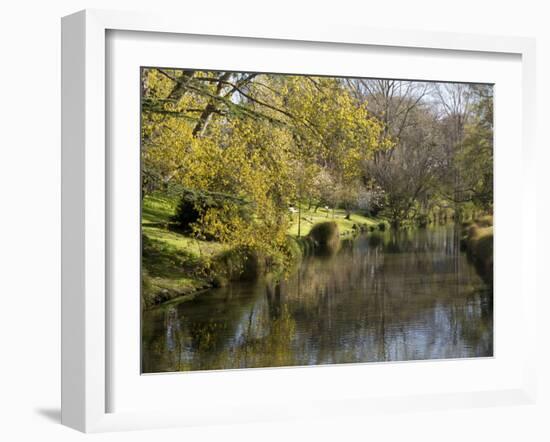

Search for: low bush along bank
xmin=307 ymin=221 xmax=341 ymax=255
xmin=141 ymin=193 xmax=385 ymax=308
xmin=461 ymin=215 xmax=493 ymax=287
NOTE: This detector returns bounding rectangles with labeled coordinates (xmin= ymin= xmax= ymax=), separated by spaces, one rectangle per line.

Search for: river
xmin=141 ymin=225 xmax=493 ymax=373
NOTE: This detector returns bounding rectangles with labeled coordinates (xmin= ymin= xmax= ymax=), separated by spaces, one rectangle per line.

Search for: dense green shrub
xmin=171 ymin=188 xmax=250 ymax=233
xmin=308 ymin=222 xmax=340 ymax=254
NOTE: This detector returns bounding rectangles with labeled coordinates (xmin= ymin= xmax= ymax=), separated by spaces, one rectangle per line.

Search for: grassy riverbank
xmin=142 ymin=193 xmax=383 ymax=308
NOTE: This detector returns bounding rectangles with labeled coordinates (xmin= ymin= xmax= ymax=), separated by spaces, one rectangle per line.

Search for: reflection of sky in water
xmin=142 ymin=226 xmax=493 ymax=373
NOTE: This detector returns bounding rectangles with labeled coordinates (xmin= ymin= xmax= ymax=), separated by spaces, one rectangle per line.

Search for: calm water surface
xmin=142 ymin=226 xmax=493 ymax=373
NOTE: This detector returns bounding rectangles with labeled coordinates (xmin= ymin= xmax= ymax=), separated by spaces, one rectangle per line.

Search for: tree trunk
xmin=297 ymin=204 xmax=301 ymax=238
xmin=192 ymin=72 xmax=232 ymax=138
xmin=167 ymin=70 xmax=195 ymax=102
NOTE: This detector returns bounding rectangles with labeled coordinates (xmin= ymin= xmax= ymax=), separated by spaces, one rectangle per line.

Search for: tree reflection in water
xmin=142 ymin=226 xmax=493 ymax=373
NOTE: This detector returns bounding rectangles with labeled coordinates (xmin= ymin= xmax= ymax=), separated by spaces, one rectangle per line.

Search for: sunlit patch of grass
xmin=141 ymin=232 xmax=213 ymax=308
xmin=143 ymin=226 xmax=226 ymax=257
xmin=286 ymin=206 xmax=379 ymax=237
xmin=141 ymin=190 xmax=227 ymax=307
xmin=142 ymin=193 xmax=179 ymax=224
xmin=141 ymin=225 xmax=230 ymax=307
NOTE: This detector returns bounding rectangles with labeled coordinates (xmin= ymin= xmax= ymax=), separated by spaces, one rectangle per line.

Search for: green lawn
xmin=143 ymin=226 xmax=226 ymax=257
xmin=286 ymin=206 xmax=380 ymax=236
xmin=141 ymin=193 xmax=224 ymax=307
xmin=141 ymin=193 xmax=179 ymax=224
xmin=141 ymin=193 xmax=384 ymax=307
xmin=142 ymin=193 xmax=382 ymax=240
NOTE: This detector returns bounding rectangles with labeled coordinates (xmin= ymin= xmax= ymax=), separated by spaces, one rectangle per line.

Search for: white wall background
xmin=0 ymin=1 xmax=547 ymax=440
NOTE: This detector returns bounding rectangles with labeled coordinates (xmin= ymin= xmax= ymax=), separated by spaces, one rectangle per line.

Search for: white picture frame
xmin=61 ymin=9 xmax=537 ymax=433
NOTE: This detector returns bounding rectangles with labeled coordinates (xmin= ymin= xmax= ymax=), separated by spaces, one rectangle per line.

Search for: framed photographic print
xmin=61 ymin=9 xmax=537 ymax=432
xmin=140 ymin=68 xmax=495 ymax=374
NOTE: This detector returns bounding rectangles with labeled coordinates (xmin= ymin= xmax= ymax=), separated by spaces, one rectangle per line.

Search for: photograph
xmin=0 ymin=0 xmax=545 ymax=438
xmin=140 ymin=68 xmax=494 ymax=373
